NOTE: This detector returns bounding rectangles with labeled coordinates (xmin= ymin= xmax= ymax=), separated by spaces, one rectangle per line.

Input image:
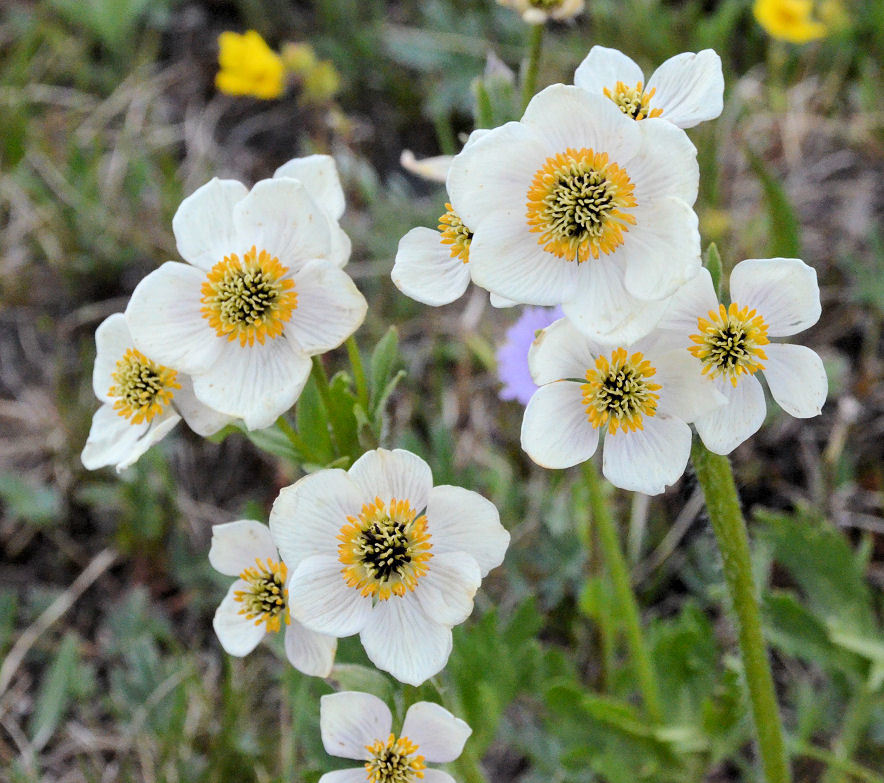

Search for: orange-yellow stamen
xmin=364 ymin=733 xmax=426 ymax=783
xmin=108 ymin=348 xmax=180 ymax=424
xmin=338 ymin=497 xmax=432 ymax=601
xmin=602 ymin=80 xmax=663 ymax=121
xmin=438 ymin=203 xmax=472 ymax=264
xmin=233 ymin=557 xmax=289 ymax=633
xmin=688 ymin=302 xmax=770 ymax=386
xmin=581 ymin=347 xmax=661 ymax=435
xmin=526 ymin=147 xmax=637 ymax=263
xmin=200 ymin=246 xmax=297 ymax=346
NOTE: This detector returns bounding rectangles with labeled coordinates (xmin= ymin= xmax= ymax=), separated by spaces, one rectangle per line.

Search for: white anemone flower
xmin=574 ymin=46 xmax=724 ymax=129
xmin=81 ymin=313 xmax=232 ymax=472
xmin=210 ymin=519 xmax=337 ymax=677
xmin=498 ymin=0 xmax=585 ymax=24
xmin=125 ymin=156 xmax=367 ymax=430
xmin=269 ymin=448 xmax=510 ymax=686
xmin=447 ymin=84 xmax=701 ymax=343
xmin=520 ymin=317 xmax=726 ymax=494
xmin=654 ymin=258 xmax=827 ymax=454
xmin=319 ymin=691 xmax=471 ymax=783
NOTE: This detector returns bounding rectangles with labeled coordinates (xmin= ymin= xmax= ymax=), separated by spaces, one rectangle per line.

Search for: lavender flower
xmin=496 ymin=306 xmax=563 ymax=405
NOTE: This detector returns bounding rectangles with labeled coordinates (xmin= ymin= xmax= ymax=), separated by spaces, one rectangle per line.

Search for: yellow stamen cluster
xmin=200 ymin=246 xmax=298 ymax=347
xmin=689 ymin=302 xmax=770 ymax=386
xmin=526 ymin=148 xmax=637 ymax=263
xmin=108 ymin=348 xmax=180 ymax=424
xmin=338 ymin=498 xmax=433 ymax=601
xmin=581 ymin=348 xmax=661 ymax=435
xmin=364 ymin=734 xmax=426 ymax=783
xmin=233 ymin=557 xmax=289 ymax=633
xmin=602 ymin=81 xmax=663 ymax=121
xmin=438 ymin=203 xmax=473 ymax=264
xmin=215 ymin=30 xmax=286 ymax=100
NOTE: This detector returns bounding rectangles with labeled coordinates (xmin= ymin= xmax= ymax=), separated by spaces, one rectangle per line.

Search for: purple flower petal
xmin=496 ymin=306 xmax=563 ymax=405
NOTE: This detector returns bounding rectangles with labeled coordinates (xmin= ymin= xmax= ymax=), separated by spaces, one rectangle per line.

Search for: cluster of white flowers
xmin=394 ymin=45 xmax=827 ymax=496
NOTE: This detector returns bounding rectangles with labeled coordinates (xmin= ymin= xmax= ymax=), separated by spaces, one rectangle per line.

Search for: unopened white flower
xmin=654 ymin=258 xmax=827 ymax=454
xmin=498 ymin=0 xmax=585 ymax=24
xmin=521 ymin=317 xmax=725 ymax=494
xmin=126 ymin=156 xmax=367 ymax=430
xmin=447 ymin=84 xmax=701 ymax=343
xmin=81 ymin=313 xmax=232 ymax=472
xmin=574 ymin=46 xmax=724 ymax=129
xmin=210 ymin=519 xmax=337 ymax=677
xmin=400 ymin=150 xmax=454 ymax=184
xmin=270 ymin=448 xmax=510 ymax=686
xmin=319 ymin=691 xmax=471 ymax=783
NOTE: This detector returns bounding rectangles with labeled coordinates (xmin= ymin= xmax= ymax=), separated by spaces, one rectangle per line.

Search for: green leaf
xmin=0 ymin=472 xmax=62 ymax=527
xmin=745 ymin=146 xmax=802 ymax=258
xmin=296 ymin=375 xmax=334 ymax=464
xmin=704 ymin=242 xmax=723 ymax=298
xmin=29 ymin=632 xmax=79 ymax=749
xmin=326 ymin=371 xmax=360 ymax=462
xmin=328 ymin=664 xmax=394 ymax=702
xmin=238 ymin=423 xmax=302 ymax=463
xmin=369 ymin=326 xmax=400 ymax=416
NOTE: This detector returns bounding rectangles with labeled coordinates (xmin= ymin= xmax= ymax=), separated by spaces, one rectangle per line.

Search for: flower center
xmin=602 ymin=81 xmax=663 ymax=121
xmin=200 ymin=246 xmax=298 ymax=346
xmin=526 ymin=148 xmax=637 ymax=263
xmin=364 ymin=734 xmax=426 ymax=783
xmin=688 ymin=302 xmax=770 ymax=386
xmin=338 ymin=498 xmax=433 ymax=601
xmin=438 ymin=203 xmax=473 ymax=264
xmin=581 ymin=347 xmax=661 ymax=435
xmin=108 ymin=348 xmax=180 ymax=424
xmin=234 ymin=557 xmax=289 ymax=633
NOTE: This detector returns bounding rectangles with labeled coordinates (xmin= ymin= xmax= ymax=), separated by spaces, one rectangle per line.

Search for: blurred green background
xmin=0 ymin=0 xmax=881 ymax=781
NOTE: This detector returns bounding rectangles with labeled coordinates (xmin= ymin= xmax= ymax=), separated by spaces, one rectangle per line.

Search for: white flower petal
xmin=425 ymin=485 xmax=510 ymax=576
xmin=763 ymin=343 xmax=827 ymax=418
xmin=422 ymin=772 xmax=457 ymax=783
xmin=392 ymin=227 xmax=472 ymax=306
xmin=400 ymin=150 xmax=454 ymax=183
xmin=694 ymin=375 xmax=766 ymax=455
xmin=413 ymin=553 xmax=481 ymax=627
xmin=270 ymin=469 xmax=363 ymax=569
xmin=521 ymin=382 xmax=599 ymax=469
xmin=284 ymin=620 xmax=337 ymax=677
xmin=318 ymin=769 xmax=368 ymax=783
xmin=209 ymin=519 xmax=277 ymax=576
xmin=274 ymin=155 xmax=346 ymax=220
xmin=489 ymin=292 xmax=517 ymax=308
xmin=173 ymin=178 xmax=248 ymax=270
xmin=401 ymin=702 xmax=472 ymax=763
xmin=573 ymin=46 xmax=645 ymax=96
xmin=320 ymin=691 xmax=392 ymax=760
xmin=467 ymin=211 xmax=579 ymax=305
xmin=288 ymin=555 xmax=372 ymax=637
xmin=174 ymin=375 xmax=234 ymax=436
xmin=125 ymin=262 xmax=224 ymax=375
xmin=285 ymin=260 xmax=367 ymax=354
xmin=528 ymin=317 xmax=600 ymax=385
xmin=653 ymin=348 xmax=727 ymax=422
xmin=729 ymin=258 xmax=821 ymax=337
xmin=232 ymin=179 xmax=332 ymax=272
xmin=360 ymin=598 xmax=453 ymax=686
xmin=327 ymin=219 xmax=353 ymax=268
xmin=654 ymin=267 xmax=718 ymax=336
xmin=521 ymin=85 xmax=642 ymax=167
xmin=81 ymin=405 xmax=179 ymax=472
xmin=628 ymin=119 xmax=699 ymax=206
xmin=646 ymin=50 xmax=724 ymax=129
xmin=602 ymin=415 xmax=691 ymax=495
xmin=92 ymin=313 xmax=132 ymax=403
xmin=621 ymin=198 xmax=701 ymax=301
xmin=348 ymin=449 xmax=434 ymax=511
xmin=190 ymin=336 xmax=311 ymax=431
xmin=212 ymin=581 xmax=267 ymax=656
xmin=563 ymin=260 xmax=669 ymax=343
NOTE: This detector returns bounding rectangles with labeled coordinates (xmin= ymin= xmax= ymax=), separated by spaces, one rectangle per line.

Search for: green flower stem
xmin=822 ymin=684 xmax=878 ymax=783
xmin=346 ymin=335 xmax=369 ymax=412
xmin=790 ymin=740 xmax=884 ymax=783
xmin=583 ymin=461 xmax=663 ymax=723
xmin=310 ymin=355 xmax=341 ymax=455
xmin=275 ymin=416 xmax=310 ymax=455
xmin=521 ymin=23 xmax=544 ymax=111
xmin=690 ymin=440 xmax=792 ymax=783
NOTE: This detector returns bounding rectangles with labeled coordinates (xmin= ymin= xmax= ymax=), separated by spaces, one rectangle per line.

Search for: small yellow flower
xmin=216 ymin=30 xmax=285 ymax=100
xmin=753 ymin=0 xmax=827 ymax=43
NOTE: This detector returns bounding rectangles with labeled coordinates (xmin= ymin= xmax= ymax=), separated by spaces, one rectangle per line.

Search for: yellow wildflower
xmin=216 ymin=31 xmax=285 ymax=100
xmin=753 ymin=0 xmax=827 ymax=43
